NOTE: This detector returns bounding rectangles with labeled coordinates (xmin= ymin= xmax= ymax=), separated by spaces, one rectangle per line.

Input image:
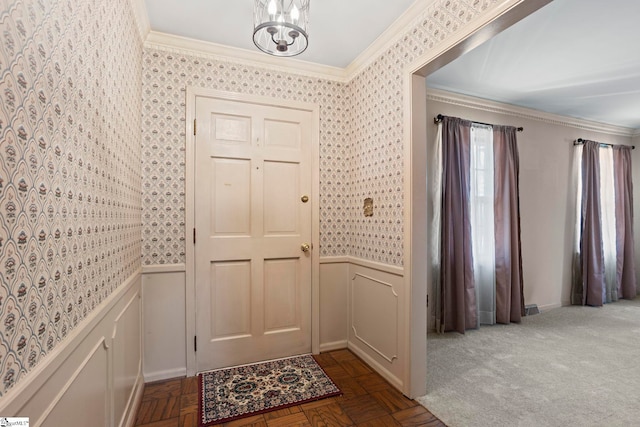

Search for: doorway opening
xmin=402 ymin=0 xmax=552 ymax=397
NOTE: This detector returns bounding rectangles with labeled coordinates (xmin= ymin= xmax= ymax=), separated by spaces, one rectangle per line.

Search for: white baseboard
xmin=348 ymin=342 xmax=403 ymax=391
xmin=144 ymin=367 xmax=187 ymax=383
xmin=319 ymin=340 xmax=348 ymax=353
xmin=538 ymin=303 xmax=562 ymax=312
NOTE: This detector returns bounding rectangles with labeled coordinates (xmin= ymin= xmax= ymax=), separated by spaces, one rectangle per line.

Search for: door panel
xmin=210 ymin=261 xmax=251 ymax=339
xmin=264 ymin=258 xmax=300 ymax=332
xmin=195 ymin=96 xmax=312 ymax=371
xmin=264 ymin=119 xmax=301 ymax=149
xmin=263 ymin=161 xmax=299 ymax=234
xmin=211 ymin=159 xmax=251 ymax=235
xmin=213 ymin=114 xmax=251 ymax=144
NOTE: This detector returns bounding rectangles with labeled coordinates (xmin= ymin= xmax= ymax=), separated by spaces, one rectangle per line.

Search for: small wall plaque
xmin=364 ymin=197 xmax=373 ymax=217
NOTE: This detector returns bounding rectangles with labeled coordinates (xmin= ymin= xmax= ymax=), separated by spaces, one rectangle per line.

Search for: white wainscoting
xmin=141 ymin=258 xmax=404 ymax=393
xmin=141 ymin=265 xmax=187 ymax=382
xmin=112 ymin=292 xmax=143 ymax=426
xmin=0 ymin=271 xmax=143 ymax=427
xmin=348 ymin=258 xmax=405 ymax=391
xmin=142 ymin=261 xmax=350 ymax=379
xmin=318 ymin=258 xmax=349 ymax=351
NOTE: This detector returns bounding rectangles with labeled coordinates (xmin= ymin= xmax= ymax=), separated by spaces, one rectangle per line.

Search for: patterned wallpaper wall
xmin=0 ymin=0 xmax=142 ymax=396
xmin=349 ymin=0 xmax=501 ymax=265
xmin=141 ymin=48 xmax=350 ymax=264
xmin=142 ymin=0 xmax=504 ymax=268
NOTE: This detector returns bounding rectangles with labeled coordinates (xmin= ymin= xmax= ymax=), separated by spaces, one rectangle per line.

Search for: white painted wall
xmin=319 ymin=260 xmax=350 ymax=351
xmin=0 ymin=273 xmax=143 ymax=427
xmin=425 ymin=89 xmax=639 ymax=329
xmin=142 ymin=269 xmax=187 ymax=381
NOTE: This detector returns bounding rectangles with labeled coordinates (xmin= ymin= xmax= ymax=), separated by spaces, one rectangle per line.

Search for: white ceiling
xmin=144 ymin=0 xmax=640 ymax=130
xmin=144 ymin=0 xmax=416 ymax=68
xmin=427 ymin=0 xmax=640 ymax=130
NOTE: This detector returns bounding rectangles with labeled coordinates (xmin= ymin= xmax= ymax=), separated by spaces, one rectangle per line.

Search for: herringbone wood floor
xmin=134 ymin=349 xmax=445 ymax=427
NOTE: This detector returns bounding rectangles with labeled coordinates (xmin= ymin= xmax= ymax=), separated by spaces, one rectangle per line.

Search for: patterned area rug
xmin=198 ymin=354 xmax=341 ymax=426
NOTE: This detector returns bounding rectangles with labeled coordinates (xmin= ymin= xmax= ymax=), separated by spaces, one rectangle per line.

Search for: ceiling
xmin=144 ymin=0 xmax=640 ymax=130
xmin=144 ymin=0 xmax=416 ymax=68
xmin=427 ymin=0 xmax=640 ymax=130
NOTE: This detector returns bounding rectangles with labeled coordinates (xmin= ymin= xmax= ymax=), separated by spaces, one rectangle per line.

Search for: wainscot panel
xmin=141 ymin=267 xmax=187 ymax=382
xmin=319 ymin=258 xmax=350 ymax=351
xmin=347 ymin=259 xmax=405 ymax=391
xmin=0 ymin=272 xmax=143 ymax=427
xmin=112 ymin=292 xmax=143 ymax=426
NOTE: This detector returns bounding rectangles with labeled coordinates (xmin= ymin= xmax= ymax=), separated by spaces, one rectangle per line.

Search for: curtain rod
xmin=573 ymin=138 xmax=635 ymax=150
xmin=434 ymin=114 xmax=524 ymax=132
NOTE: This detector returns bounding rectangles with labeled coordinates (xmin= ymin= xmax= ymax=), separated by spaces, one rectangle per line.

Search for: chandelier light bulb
xmin=268 ymin=0 xmax=277 ymax=19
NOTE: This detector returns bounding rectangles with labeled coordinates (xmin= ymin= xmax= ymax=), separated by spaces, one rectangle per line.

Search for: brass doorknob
xmin=301 ymin=243 xmax=310 ymax=253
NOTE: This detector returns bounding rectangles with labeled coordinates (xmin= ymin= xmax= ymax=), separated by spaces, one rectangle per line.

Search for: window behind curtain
xmin=470 ymin=124 xmax=496 ymax=325
xmin=599 ymin=146 xmax=618 ymax=302
xmin=573 ymin=142 xmax=632 ymax=305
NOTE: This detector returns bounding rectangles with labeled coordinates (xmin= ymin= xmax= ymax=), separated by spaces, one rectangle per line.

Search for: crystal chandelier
xmin=253 ymin=0 xmax=310 ymax=57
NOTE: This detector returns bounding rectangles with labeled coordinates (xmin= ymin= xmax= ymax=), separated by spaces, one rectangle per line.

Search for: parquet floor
xmin=134 ymin=349 xmax=446 ymax=427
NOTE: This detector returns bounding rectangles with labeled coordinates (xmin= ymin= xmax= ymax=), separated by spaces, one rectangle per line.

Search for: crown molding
xmin=427 ymin=88 xmax=637 ymax=138
xmin=140 ymin=1 xmax=436 ymax=83
xmin=144 ymin=31 xmax=348 ymax=83
xmin=129 ymin=0 xmax=150 ymax=42
xmin=344 ymin=0 xmax=435 ymax=80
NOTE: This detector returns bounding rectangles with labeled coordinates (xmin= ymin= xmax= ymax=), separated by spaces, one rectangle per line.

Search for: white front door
xmin=194 ymin=95 xmax=313 ymax=371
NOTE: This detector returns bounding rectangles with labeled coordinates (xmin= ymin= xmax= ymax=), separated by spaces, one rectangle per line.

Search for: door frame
xmin=185 ymin=88 xmax=320 ymax=376
xmin=401 ymin=0 xmax=552 ymax=397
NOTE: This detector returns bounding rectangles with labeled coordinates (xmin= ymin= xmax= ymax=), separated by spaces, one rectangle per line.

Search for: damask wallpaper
xmin=141 ymin=48 xmax=351 ymax=264
xmin=350 ymin=0 xmax=500 ymax=265
xmin=0 ymin=0 xmax=142 ymax=396
xmin=141 ymin=0 xmax=502 ymax=267
xmin=0 ymin=0 xmax=516 ymax=399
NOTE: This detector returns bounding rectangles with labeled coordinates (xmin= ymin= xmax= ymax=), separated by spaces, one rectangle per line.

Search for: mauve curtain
xmin=612 ymin=146 xmax=637 ymax=299
xmin=572 ymin=140 xmax=606 ymax=306
xmin=439 ymin=117 xmax=477 ymax=333
xmin=492 ymin=126 xmax=525 ymax=323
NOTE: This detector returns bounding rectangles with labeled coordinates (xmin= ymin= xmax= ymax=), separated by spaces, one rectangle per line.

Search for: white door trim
xmin=185 ymin=88 xmax=320 ymax=376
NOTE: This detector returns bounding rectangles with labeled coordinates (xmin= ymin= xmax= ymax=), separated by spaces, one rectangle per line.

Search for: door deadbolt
xmin=301 ymin=195 xmax=309 ymax=203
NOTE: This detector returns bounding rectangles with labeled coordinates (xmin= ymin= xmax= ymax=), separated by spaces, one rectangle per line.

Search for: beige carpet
xmin=417 ymin=298 xmax=640 ymax=427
